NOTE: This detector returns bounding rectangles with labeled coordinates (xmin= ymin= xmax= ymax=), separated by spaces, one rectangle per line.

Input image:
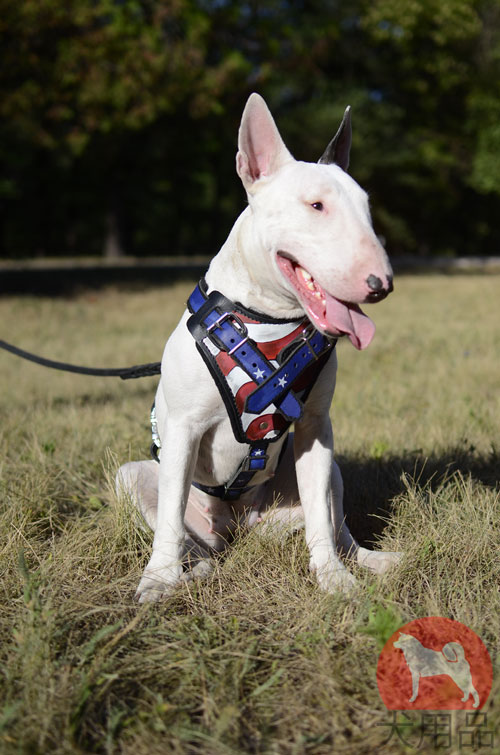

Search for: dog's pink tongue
xmin=325 ymin=294 xmax=376 ymax=350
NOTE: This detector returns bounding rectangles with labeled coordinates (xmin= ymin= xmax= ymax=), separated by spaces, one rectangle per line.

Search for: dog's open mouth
xmin=276 ymin=254 xmax=375 ymax=350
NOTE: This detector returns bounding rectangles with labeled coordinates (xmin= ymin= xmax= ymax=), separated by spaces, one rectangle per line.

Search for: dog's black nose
xmin=367 ymin=275 xmax=383 ymax=291
xmin=365 ymin=274 xmax=393 ymax=302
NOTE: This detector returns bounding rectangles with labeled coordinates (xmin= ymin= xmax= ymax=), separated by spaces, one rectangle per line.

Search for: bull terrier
xmin=117 ymin=93 xmax=400 ymax=602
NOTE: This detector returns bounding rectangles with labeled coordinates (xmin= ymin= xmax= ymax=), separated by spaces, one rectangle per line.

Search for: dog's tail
xmin=442 ymin=641 xmax=466 ymax=663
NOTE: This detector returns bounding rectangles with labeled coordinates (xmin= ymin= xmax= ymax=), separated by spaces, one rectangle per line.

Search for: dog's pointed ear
xmin=318 ymin=106 xmax=352 ymax=171
xmin=236 ymin=93 xmax=293 ymax=192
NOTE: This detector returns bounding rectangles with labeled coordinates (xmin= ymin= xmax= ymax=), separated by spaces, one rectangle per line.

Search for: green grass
xmin=0 ymin=275 xmax=499 ymax=754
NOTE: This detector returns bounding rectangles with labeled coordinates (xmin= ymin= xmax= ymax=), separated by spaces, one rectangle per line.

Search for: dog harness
xmin=151 ymin=278 xmax=336 ymax=500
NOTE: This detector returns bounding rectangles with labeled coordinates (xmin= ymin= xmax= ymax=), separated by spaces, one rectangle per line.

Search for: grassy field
xmin=0 ymin=274 xmax=499 ymax=754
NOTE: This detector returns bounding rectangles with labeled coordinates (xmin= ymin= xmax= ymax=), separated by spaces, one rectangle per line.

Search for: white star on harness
xmin=254 ymin=449 xmax=264 ymax=456
xmin=278 ymin=376 xmax=288 ymax=387
xmin=254 ymin=368 xmax=265 ymax=379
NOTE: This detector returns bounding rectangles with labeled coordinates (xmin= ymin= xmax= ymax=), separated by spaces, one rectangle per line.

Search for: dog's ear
xmin=236 ymin=93 xmax=293 ymax=192
xmin=318 ymin=106 xmax=352 ymax=171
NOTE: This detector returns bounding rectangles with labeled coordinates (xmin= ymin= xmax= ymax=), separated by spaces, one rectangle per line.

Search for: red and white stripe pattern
xmin=203 ymin=314 xmax=315 ymax=441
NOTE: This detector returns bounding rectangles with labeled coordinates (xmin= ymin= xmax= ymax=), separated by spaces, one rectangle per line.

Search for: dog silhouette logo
xmin=377 ymin=617 xmax=492 ymax=710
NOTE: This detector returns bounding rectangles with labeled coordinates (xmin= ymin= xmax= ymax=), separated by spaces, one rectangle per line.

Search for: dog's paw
xmin=135 ymin=564 xmax=183 ymax=603
xmin=356 ymin=547 xmax=403 ymax=575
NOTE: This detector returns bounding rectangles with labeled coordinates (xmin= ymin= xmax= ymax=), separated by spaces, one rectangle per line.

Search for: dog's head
xmin=236 ymin=93 xmax=393 ymax=350
xmin=393 ymin=632 xmax=413 ymax=650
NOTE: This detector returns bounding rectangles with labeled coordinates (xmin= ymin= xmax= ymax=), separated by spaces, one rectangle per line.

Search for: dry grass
xmin=0 ymin=274 xmax=499 ymax=754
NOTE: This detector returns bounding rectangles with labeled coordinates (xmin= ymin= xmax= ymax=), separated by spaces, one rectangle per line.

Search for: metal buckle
xmin=243 ymin=452 xmax=268 ymax=471
xmin=206 ymin=311 xmax=249 ymax=355
xmin=300 ymin=323 xmax=319 ymax=360
xmin=224 ymin=451 xmax=268 ymax=491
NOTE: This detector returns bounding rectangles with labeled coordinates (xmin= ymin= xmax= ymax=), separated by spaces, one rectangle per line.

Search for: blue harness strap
xmin=151 ymin=279 xmax=336 ymax=501
xmin=187 ymin=285 xmax=305 ymax=423
xmin=192 ymin=442 xmax=272 ymax=500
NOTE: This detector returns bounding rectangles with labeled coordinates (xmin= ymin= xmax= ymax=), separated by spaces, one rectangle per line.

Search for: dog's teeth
xmin=298 ymin=266 xmax=312 ymax=282
xmin=313 ymin=291 xmax=322 ymax=299
xmin=297 ymin=267 xmax=315 ymax=291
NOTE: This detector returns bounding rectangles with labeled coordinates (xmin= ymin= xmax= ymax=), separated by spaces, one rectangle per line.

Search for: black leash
xmin=0 ymin=339 xmax=161 ymax=380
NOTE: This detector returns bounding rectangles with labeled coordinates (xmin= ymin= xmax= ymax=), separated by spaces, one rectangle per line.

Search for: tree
xmin=1 ymin=0 xmax=500 ymax=258
xmin=0 ymin=0 xmax=250 ymax=256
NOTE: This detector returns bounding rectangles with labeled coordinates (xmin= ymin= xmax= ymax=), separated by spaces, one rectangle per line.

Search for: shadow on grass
xmin=340 ymin=446 xmax=499 ymax=547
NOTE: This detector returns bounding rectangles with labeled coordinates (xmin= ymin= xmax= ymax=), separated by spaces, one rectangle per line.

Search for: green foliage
xmin=0 ymin=0 xmax=500 ymax=256
xmin=0 ymin=0 xmax=245 ymax=149
xmin=356 ymin=591 xmax=403 ymax=650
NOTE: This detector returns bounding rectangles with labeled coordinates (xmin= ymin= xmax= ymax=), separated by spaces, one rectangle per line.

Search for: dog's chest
xmin=156 ymin=281 xmax=336 ymax=498
xmin=194 ymin=421 xmax=287 ymax=488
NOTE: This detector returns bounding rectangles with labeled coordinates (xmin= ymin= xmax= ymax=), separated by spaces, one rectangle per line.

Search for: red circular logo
xmin=377 ymin=617 xmax=492 ymax=710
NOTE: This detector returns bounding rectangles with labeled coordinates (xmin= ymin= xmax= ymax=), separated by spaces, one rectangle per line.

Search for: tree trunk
xmin=103 ymin=210 xmax=124 ymax=258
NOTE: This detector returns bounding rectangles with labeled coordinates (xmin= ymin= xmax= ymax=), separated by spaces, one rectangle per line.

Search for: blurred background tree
xmin=0 ymin=0 xmax=499 ymax=258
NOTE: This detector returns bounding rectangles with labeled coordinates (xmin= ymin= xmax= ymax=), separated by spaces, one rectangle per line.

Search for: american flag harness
xmin=151 ymin=278 xmax=336 ymax=500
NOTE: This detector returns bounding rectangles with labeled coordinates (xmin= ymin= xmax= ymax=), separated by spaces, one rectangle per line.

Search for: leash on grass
xmin=0 ymin=339 xmax=161 ymax=380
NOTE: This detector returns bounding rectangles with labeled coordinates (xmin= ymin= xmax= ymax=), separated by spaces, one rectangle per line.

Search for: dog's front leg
xmin=294 ymin=416 xmax=356 ymax=594
xmin=135 ymin=421 xmax=199 ymax=603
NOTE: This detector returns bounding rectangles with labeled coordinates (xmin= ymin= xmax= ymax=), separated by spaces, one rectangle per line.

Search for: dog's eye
xmin=311 ymin=202 xmax=324 ymax=212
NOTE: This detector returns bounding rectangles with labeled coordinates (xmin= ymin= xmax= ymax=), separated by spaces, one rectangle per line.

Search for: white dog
xmin=117 ymin=93 xmax=400 ymax=602
xmin=393 ymin=633 xmax=480 ymax=707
